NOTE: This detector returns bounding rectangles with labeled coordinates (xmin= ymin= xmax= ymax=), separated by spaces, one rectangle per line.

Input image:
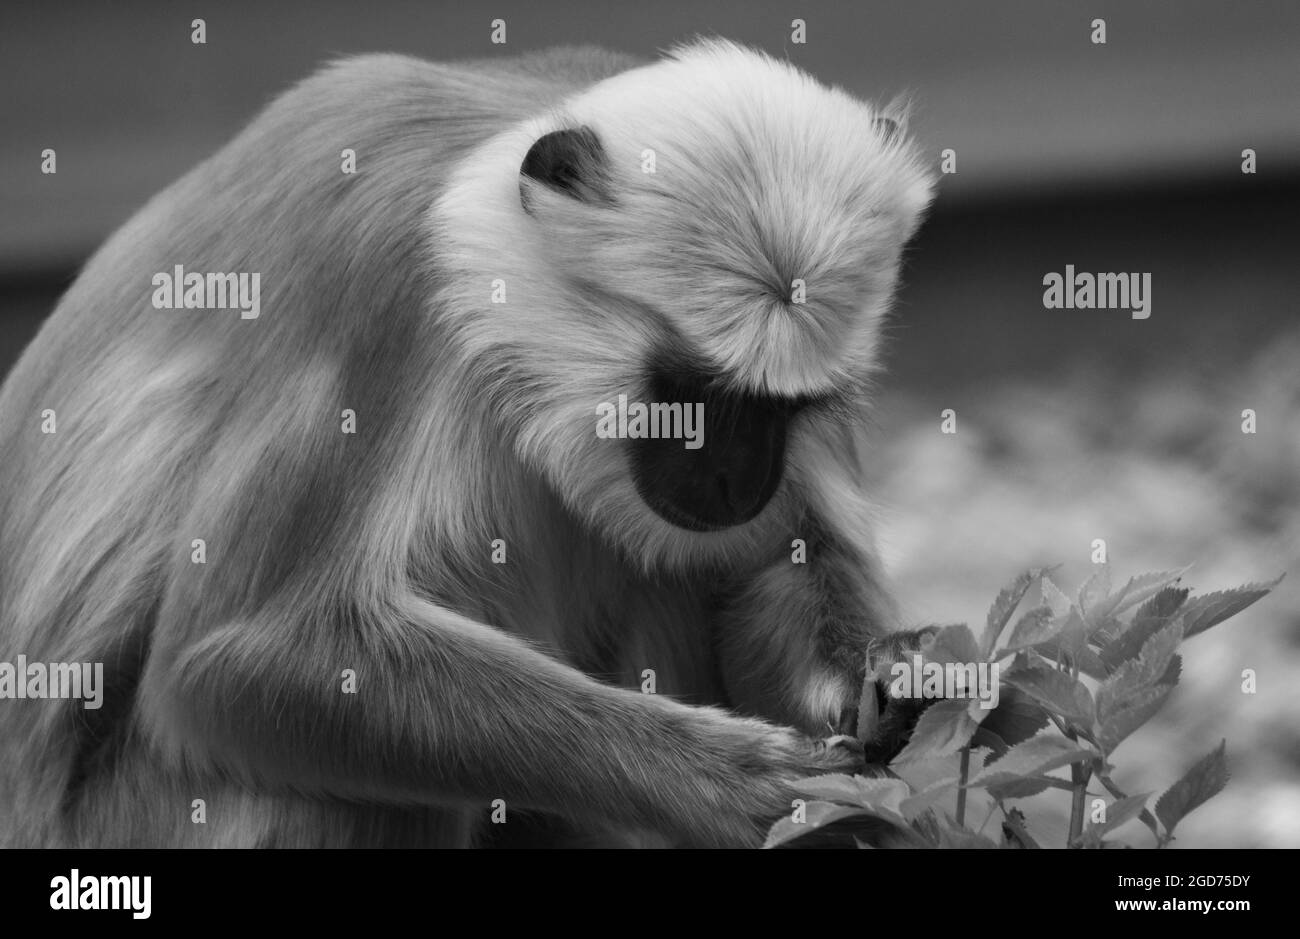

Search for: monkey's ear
xmin=519 ymin=126 xmax=612 ymax=214
xmin=875 ymin=95 xmax=913 ymax=143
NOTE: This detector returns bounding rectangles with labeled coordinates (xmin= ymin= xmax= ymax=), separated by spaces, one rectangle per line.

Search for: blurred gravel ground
xmin=871 ymin=330 xmax=1300 ymax=847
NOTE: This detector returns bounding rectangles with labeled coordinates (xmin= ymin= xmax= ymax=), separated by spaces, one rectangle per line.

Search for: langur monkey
xmin=0 ymin=40 xmax=936 ymax=847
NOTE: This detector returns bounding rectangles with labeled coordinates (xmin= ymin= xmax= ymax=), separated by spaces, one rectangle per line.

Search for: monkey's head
xmin=433 ymin=40 xmax=936 ymax=569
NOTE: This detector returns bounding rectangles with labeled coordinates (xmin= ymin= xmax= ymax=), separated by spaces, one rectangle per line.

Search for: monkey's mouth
xmin=628 ymin=365 xmax=794 ymax=533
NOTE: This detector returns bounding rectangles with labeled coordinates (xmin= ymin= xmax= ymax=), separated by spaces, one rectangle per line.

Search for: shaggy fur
xmin=0 ymin=41 xmax=935 ymax=847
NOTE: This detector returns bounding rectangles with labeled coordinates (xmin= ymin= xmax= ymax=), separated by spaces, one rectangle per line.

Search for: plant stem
xmin=1068 ymin=762 xmax=1091 ymax=846
xmin=956 ymin=746 xmax=971 ymax=827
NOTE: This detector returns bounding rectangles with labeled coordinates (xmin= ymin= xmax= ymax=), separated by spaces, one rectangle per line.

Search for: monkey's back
xmin=0 ymin=47 xmax=641 ymax=846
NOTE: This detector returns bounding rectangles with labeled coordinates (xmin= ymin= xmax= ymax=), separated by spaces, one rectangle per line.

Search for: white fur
xmin=431 ymin=39 xmax=935 ymax=573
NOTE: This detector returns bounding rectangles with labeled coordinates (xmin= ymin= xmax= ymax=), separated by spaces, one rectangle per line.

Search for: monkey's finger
xmin=855 ymin=666 xmax=880 ymax=745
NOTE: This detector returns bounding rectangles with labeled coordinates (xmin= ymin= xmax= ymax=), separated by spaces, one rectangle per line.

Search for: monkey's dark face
xmin=629 ymin=364 xmax=801 ymax=532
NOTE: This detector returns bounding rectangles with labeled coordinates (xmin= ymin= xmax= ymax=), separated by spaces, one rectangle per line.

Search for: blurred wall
xmin=2 ymin=0 xmax=1298 ymax=274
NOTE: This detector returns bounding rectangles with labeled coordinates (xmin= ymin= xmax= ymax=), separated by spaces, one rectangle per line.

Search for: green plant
xmin=765 ymin=564 xmax=1282 ymax=849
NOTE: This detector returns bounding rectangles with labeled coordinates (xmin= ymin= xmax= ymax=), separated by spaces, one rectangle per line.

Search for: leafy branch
xmin=765 ymin=563 xmax=1280 ymax=849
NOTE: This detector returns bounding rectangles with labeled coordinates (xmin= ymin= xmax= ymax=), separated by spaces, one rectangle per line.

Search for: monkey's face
xmin=627 ymin=360 xmax=800 ymax=532
xmin=434 ymin=42 xmax=936 ymax=567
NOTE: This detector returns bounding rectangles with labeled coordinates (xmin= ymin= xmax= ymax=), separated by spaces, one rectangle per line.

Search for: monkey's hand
xmin=846 ymin=626 xmax=941 ymax=766
xmin=648 ymin=705 xmax=869 ymax=848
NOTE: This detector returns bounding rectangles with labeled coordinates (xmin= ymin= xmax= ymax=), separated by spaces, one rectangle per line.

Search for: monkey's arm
xmin=139 ymin=592 xmax=855 ymax=847
xmin=715 ymin=499 xmax=932 ymax=756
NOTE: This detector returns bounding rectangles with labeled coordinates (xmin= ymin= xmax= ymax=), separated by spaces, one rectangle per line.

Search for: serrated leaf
xmin=1031 ymin=609 xmax=1109 ymax=679
xmin=791 ymin=774 xmax=869 ymax=805
xmin=981 ymin=568 xmax=1048 ymax=658
xmin=966 ymin=745 xmax=993 ymax=768
xmin=890 ymin=698 xmax=985 ymax=765
xmin=1004 ymin=664 xmax=1094 ymax=725
xmin=792 ymin=776 xmax=912 ymax=815
xmin=1137 ymin=584 xmax=1191 ymax=621
xmin=923 ymin=623 xmax=982 ymax=666
xmin=1155 ymin=740 xmax=1230 ymax=839
xmin=1100 ymin=586 xmax=1190 ymax=672
xmin=1090 ymin=569 xmax=1188 ymax=646
xmin=969 ymin=735 xmax=1095 ymax=788
xmin=1096 ymin=620 xmax=1183 ymax=718
xmin=1074 ymin=793 xmax=1151 ymax=847
xmin=1041 ymin=576 xmax=1073 ymax=619
xmin=1085 ymin=614 xmax=1125 ymax=645
xmin=1096 ymin=771 xmax=1163 ymax=842
xmin=1106 ymin=567 xmax=1192 ymax=617
xmin=1000 ymin=605 xmax=1062 ymax=654
xmin=1031 ymin=606 xmax=1084 ymax=657
xmin=1098 ymin=684 xmax=1174 ymax=753
xmin=1078 ymin=564 xmax=1112 ymax=621
xmin=975 ymin=687 xmax=1051 ymax=751
xmin=969 ymin=726 xmax=1010 ymax=757
xmin=1178 ymin=578 xmax=1283 ymax=639
xmin=853 ymin=778 xmax=912 ymax=816
xmin=763 ymin=801 xmax=876 ymax=848
xmin=899 ymin=777 xmax=959 ymax=820
xmin=986 ymin=776 xmax=1055 ymax=800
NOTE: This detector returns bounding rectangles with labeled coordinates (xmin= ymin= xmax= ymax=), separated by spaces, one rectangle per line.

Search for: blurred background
xmin=2 ymin=0 xmax=1297 ymax=846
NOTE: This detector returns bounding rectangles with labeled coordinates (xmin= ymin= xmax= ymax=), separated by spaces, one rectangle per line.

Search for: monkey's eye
xmin=784 ymin=387 xmax=851 ymax=418
xmin=786 ymin=389 xmax=833 ymax=412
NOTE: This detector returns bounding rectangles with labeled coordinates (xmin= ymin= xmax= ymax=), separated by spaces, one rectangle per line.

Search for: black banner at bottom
xmin=0 ymin=847 xmax=1286 ymax=927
